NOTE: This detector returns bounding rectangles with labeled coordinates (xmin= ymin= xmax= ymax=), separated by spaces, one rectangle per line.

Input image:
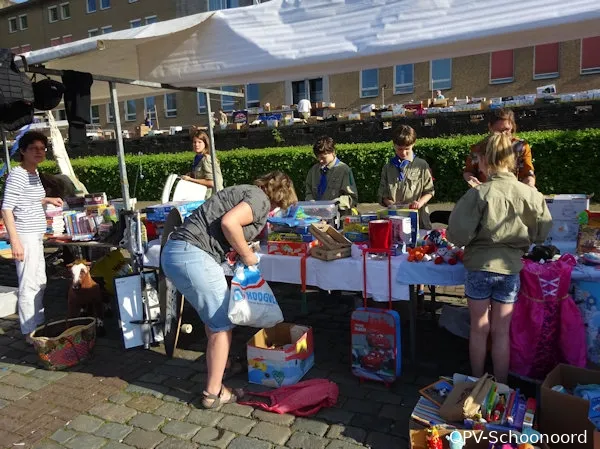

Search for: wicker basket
xmin=30 ymin=317 xmax=97 ymax=371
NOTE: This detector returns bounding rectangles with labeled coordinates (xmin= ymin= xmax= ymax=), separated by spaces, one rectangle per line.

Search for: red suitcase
xmin=350 ymin=248 xmax=402 ymax=385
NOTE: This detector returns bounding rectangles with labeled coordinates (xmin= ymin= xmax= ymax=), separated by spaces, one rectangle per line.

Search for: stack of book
xmin=45 ymin=204 xmax=65 ymax=237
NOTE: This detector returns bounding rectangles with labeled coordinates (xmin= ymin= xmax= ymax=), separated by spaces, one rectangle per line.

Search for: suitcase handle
xmin=362 ymin=248 xmax=393 ymax=310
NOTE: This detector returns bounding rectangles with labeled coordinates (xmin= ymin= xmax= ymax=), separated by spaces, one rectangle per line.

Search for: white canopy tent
xmin=22 ymin=0 xmax=600 ymax=88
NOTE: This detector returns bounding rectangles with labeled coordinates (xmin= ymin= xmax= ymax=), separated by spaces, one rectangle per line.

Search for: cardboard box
xmin=227 ymin=123 xmax=245 ymax=130
xmin=309 ymin=223 xmax=352 ymax=261
xmin=267 ymin=240 xmax=317 ymax=256
xmin=247 ymin=323 xmax=314 ymax=387
xmin=540 ymin=363 xmax=600 ymax=449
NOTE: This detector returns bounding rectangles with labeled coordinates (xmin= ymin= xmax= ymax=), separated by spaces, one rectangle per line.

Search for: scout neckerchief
xmin=317 ymin=157 xmax=340 ymax=200
xmin=390 ymin=155 xmax=413 ymax=182
xmin=192 ymin=154 xmax=204 ymax=173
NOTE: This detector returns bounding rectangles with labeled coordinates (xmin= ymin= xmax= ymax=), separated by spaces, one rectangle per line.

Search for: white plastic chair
xmin=161 ymin=174 xmax=207 ymax=203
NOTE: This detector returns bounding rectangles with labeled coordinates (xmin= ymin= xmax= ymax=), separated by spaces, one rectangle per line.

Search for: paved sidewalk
xmin=0 ymin=265 xmax=470 ymax=449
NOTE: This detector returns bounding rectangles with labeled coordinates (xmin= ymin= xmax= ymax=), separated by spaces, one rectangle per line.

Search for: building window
xmin=55 ymin=109 xmax=67 ymax=121
xmin=8 ymin=17 xmax=17 ymax=33
xmin=90 ymin=105 xmax=100 ymax=125
xmin=360 ymin=69 xmax=379 ymax=98
xmin=62 ymin=35 xmax=72 ymax=44
xmin=394 ymin=64 xmax=414 ymax=94
xmin=144 ymin=97 xmax=157 ymax=119
xmin=430 ymin=58 xmax=452 ymax=90
xmin=130 ymin=19 xmax=142 ymax=28
xmin=145 ymin=16 xmax=157 ymax=25
xmin=197 ymin=92 xmax=207 ymax=114
xmin=101 ymin=25 xmax=112 ymax=34
xmin=291 ymin=80 xmax=307 ymax=105
xmin=18 ymin=14 xmax=28 ymax=30
xmin=50 ymin=37 xmax=61 ymax=46
xmin=106 ymin=104 xmax=115 ymax=123
xmin=533 ymin=43 xmax=559 ymax=80
xmin=101 ymin=0 xmax=110 ymax=10
xmin=581 ymin=36 xmax=600 ymax=75
xmin=245 ymin=84 xmax=260 ymax=108
xmin=164 ymin=93 xmax=177 ymax=118
xmin=129 ymin=0 xmax=139 ymax=2
xmin=48 ymin=6 xmax=59 ymax=23
xmin=209 ymin=0 xmax=239 ymax=10
xmin=60 ymin=3 xmax=70 ymax=19
xmin=221 ymin=86 xmax=237 ymax=112
xmin=124 ymin=100 xmax=137 ymax=121
xmin=88 ymin=28 xmax=99 ymax=37
xmin=309 ymin=78 xmax=323 ymax=103
xmin=87 ymin=0 xmax=96 ymax=13
xmin=20 ymin=44 xmax=31 ymax=53
xmin=490 ymin=50 xmax=514 ymax=84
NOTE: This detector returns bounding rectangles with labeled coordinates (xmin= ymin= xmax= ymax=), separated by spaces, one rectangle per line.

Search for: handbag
xmin=439 ymin=373 xmax=495 ymax=422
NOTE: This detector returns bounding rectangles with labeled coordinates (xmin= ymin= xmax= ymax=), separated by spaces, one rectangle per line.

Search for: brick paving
xmin=0 ymin=257 xmax=470 ymax=449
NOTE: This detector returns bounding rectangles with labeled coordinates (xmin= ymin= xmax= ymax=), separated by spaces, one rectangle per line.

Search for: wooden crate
xmin=309 ymin=223 xmax=352 ymax=261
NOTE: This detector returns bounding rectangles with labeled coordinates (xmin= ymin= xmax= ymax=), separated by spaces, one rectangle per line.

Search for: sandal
xmin=201 ymin=385 xmax=244 ymax=409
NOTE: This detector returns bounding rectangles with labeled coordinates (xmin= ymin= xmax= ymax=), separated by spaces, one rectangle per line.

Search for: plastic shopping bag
xmin=228 ymin=263 xmax=284 ymax=328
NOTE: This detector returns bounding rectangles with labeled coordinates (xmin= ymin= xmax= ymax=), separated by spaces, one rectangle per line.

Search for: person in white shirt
xmin=297 ymin=98 xmax=312 ymax=120
xmin=1 ymin=131 xmax=63 ymax=343
xmin=435 ymin=90 xmax=445 ymax=100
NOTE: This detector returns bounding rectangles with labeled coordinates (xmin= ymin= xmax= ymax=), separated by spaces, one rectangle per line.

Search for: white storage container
xmin=0 ymin=286 xmax=18 ymax=318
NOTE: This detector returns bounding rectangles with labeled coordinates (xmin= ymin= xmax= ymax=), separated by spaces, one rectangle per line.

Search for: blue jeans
xmin=465 ymin=270 xmax=520 ymax=304
xmin=160 ymin=239 xmax=233 ymax=332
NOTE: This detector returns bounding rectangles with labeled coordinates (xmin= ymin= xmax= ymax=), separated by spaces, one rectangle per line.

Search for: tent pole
xmin=1 ymin=128 xmax=10 ymax=174
xmin=205 ymin=92 xmax=220 ymax=192
xmin=108 ymin=81 xmax=132 ymax=210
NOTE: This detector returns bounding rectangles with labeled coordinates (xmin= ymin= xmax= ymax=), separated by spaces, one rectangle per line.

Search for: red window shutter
xmin=582 ymin=36 xmax=600 ymax=73
xmin=490 ymin=50 xmax=514 ymax=81
xmin=534 ymin=43 xmax=559 ymax=76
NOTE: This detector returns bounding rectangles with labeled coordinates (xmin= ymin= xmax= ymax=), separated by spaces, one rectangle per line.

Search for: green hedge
xmin=9 ymin=129 xmax=600 ymax=203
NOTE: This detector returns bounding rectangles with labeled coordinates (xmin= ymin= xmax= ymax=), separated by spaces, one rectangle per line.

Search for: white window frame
xmin=106 ymin=104 xmax=114 ymax=123
xmin=87 ymin=0 xmax=97 ymax=13
xmin=20 ymin=44 xmax=31 ymax=53
xmin=430 ymin=59 xmax=453 ymax=91
xmin=164 ymin=93 xmax=177 ymax=118
xmin=533 ymin=44 xmax=560 ymax=80
xmin=62 ymin=34 xmax=73 ymax=44
xmin=145 ymin=15 xmax=157 ymax=25
xmin=18 ymin=14 xmax=28 ymax=30
xmin=48 ymin=6 xmax=59 ymax=23
xmin=124 ymin=100 xmax=137 ymax=122
xmin=489 ymin=51 xmax=514 ymax=85
xmin=50 ymin=37 xmax=61 ymax=46
xmin=144 ymin=97 xmax=157 ymax=119
xmin=60 ymin=2 xmax=70 ymax=20
xmin=90 ymin=105 xmax=100 ymax=125
xmin=100 ymin=0 xmax=111 ymax=10
xmin=10 ymin=46 xmax=20 ymax=52
xmin=8 ymin=17 xmax=17 ymax=33
xmin=359 ymin=69 xmax=379 ymax=98
xmin=221 ymin=87 xmax=236 ymax=112
xmin=245 ymin=84 xmax=260 ymax=109
xmin=580 ymin=38 xmax=600 ymax=75
xmin=393 ymin=64 xmax=414 ymax=94
xmin=100 ymin=25 xmax=112 ymax=34
xmin=88 ymin=28 xmax=99 ymax=37
xmin=197 ymin=92 xmax=207 ymax=114
xmin=129 ymin=0 xmax=139 ymax=2
xmin=130 ymin=18 xmax=142 ymax=28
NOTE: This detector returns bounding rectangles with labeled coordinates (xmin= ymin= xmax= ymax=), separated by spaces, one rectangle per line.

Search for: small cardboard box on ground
xmin=540 ymin=363 xmax=600 ymax=449
xmin=247 ymin=323 xmax=314 ymax=388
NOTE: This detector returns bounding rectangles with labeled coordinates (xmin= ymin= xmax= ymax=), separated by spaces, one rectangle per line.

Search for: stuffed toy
xmin=434 ymin=246 xmax=464 ymax=265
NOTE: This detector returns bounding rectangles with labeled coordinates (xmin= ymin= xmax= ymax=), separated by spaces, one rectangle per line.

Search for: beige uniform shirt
xmin=305 ymin=159 xmax=358 ymax=211
xmin=377 ymin=157 xmax=435 ymax=229
xmin=447 ymin=172 xmax=552 ymax=275
xmin=192 ymin=155 xmax=224 ymax=200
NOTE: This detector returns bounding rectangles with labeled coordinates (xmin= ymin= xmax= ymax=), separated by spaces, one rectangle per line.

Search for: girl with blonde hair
xmin=448 ymin=132 xmax=552 ymax=383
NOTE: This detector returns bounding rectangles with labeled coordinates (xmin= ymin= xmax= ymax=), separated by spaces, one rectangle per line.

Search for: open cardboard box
xmin=540 ymin=364 xmax=600 ymax=449
xmin=247 ymin=323 xmax=314 ymax=388
xmin=309 ymin=223 xmax=352 ymax=260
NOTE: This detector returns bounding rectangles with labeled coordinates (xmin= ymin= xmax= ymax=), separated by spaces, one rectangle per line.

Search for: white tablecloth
xmin=258 ymin=253 xmax=410 ymax=301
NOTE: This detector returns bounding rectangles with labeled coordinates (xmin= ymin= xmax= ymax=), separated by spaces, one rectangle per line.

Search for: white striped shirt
xmin=1 ymin=166 xmax=47 ymax=235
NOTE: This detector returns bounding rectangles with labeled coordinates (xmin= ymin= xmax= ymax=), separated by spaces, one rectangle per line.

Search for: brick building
xmin=2 ymin=0 xmax=600 ymax=135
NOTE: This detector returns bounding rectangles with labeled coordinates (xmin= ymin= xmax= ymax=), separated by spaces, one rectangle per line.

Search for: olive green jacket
xmin=377 ymin=157 xmax=435 ymax=229
xmin=447 ymin=172 xmax=553 ymax=275
xmin=305 ymin=160 xmax=358 ymax=211
xmin=192 ymin=155 xmax=223 ymax=199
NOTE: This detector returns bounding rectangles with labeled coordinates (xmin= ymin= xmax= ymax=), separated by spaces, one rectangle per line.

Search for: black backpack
xmin=0 ymin=49 xmax=34 ymax=131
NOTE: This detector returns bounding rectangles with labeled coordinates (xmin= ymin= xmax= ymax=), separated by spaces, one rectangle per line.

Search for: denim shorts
xmin=464 ymin=270 xmax=520 ymax=304
xmin=160 ymin=239 xmax=233 ymax=332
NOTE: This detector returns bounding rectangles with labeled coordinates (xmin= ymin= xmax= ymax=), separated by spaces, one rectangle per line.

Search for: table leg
xmin=301 ymin=291 xmax=308 ymax=315
xmin=409 ymin=284 xmax=417 ymax=364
